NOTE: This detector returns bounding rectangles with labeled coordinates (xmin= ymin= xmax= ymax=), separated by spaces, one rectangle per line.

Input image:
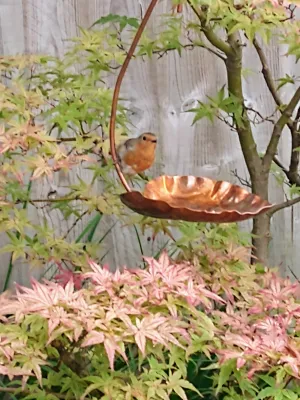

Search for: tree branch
xmin=268 ymin=195 xmax=300 ymax=216
xmin=253 ymin=37 xmax=300 ymax=184
xmin=21 ymin=196 xmax=88 ymax=204
xmin=45 ymin=136 xmax=101 ymax=143
xmin=272 ymin=154 xmax=300 ymax=187
xmin=226 ymin=31 xmax=263 ymax=187
xmin=253 ymin=37 xmax=282 ymax=107
xmin=186 ymin=35 xmax=226 ymax=60
xmin=288 ymin=105 xmax=300 ymax=181
xmin=263 ymin=87 xmax=300 ymax=170
xmin=273 ymin=155 xmax=289 ymax=174
xmin=186 ymin=0 xmax=232 ymax=56
xmin=253 ymin=36 xmax=298 ymax=136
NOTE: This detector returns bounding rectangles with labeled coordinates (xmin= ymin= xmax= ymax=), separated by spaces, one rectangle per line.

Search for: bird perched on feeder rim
xmin=116 ymin=132 xmax=157 ymax=176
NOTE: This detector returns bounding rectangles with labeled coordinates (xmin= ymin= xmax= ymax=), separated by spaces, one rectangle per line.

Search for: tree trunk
xmin=223 ymin=32 xmax=272 ymax=265
xmin=251 ymin=213 xmax=271 ymax=264
xmin=251 ymin=178 xmax=271 ymax=264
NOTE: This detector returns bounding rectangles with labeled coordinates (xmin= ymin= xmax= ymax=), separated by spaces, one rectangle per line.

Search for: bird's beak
xmin=152 ymin=139 xmax=157 ymax=143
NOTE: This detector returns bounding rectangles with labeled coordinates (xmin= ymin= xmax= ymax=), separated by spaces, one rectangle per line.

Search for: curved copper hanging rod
xmin=109 ymin=0 xmax=159 ymax=193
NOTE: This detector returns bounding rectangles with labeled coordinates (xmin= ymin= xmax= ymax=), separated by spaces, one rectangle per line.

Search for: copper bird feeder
xmin=109 ymin=0 xmax=273 ymax=223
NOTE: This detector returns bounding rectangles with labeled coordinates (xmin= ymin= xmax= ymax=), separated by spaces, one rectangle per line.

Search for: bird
xmin=116 ymin=132 xmax=157 ymax=176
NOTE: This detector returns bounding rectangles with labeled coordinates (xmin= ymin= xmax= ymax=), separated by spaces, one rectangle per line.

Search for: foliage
xmin=0 ymin=250 xmax=299 ymax=399
xmin=0 ymin=25 xmax=135 ymax=289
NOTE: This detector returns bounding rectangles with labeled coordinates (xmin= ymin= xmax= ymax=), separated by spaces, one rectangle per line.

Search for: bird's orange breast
xmin=123 ymin=143 xmax=155 ymax=173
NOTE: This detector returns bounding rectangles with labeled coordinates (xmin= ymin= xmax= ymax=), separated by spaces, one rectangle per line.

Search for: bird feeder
xmin=109 ymin=0 xmax=273 ymax=223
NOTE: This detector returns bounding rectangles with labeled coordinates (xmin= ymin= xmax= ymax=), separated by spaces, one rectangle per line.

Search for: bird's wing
xmin=124 ymin=138 xmax=136 ymax=150
xmin=116 ymin=139 xmax=130 ymax=164
xmin=116 ymin=139 xmax=139 ymax=175
xmin=116 ymin=150 xmax=121 ymax=164
xmin=116 ymin=142 xmax=124 ymax=162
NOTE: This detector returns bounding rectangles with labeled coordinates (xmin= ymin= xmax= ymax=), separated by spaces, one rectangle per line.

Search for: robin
xmin=116 ymin=132 xmax=157 ymax=176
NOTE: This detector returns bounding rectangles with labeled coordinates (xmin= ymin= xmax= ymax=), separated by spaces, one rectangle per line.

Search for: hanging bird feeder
xmin=109 ymin=0 xmax=273 ymax=223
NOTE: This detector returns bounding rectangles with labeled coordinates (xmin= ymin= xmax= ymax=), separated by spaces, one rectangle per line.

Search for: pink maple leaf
xmin=280 ymin=355 xmax=300 ymax=376
xmin=53 ymin=266 xmax=83 ymax=290
xmin=216 ymin=349 xmax=245 ymax=364
xmin=81 ymin=331 xmax=105 ymax=347
xmin=103 ymin=335 xmax=128 ymax=370
xmin=16 ymin=279 xmax=59 ymax=311
xmin=130 ymin=315 xmax=168 ymax=355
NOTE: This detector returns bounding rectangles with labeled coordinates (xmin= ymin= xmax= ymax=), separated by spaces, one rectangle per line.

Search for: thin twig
xmin=231 ymin=169 xmax=251 ymax=188
xmin=55 ymin=136 xmax=100 ymax=143
xmin=273 ymin=156 xmax=289 ymax=174
xmin=287 ymin=264 xmax=300 ymax=282
xmin=156 ymin=43 xmax=194 ymax=59
xmin=245 ymin=106 xmax=275 ymax=125
xmin=118 ymin=27 xmax=225 ymax=61
xmin=253 ymin=37 xmax=282 ymax=107
xmin=27 ymin=196 xmax=87 ymax=204
xmin=62 ymin=210 xmax=89 ymax=240
xmin=217 ymin=114 xmax=236 ymax=130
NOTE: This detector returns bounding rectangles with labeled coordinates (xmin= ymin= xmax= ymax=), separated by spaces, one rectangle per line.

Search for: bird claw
xmin=171 ymin=4 xmax=183 ymax=14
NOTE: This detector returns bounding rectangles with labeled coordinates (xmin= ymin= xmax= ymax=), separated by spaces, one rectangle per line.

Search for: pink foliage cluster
xmin=0 ymin=252 xmax=223 ymax=385
xmin=0 ymin=251 xmax=299 ymax=387
xmin=216 ymin=272 xmax=300 ymax=378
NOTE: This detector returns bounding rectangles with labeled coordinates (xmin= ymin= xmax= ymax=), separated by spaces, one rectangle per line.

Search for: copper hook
xmin=109 ymin=0 xmax=159 ymax=193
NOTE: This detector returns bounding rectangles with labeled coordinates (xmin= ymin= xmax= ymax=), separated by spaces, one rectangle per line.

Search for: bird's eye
xmin=143 ymin=136 xmax=147 ymax=141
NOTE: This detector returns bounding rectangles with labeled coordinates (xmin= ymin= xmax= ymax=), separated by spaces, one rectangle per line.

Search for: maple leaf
xmin=53 ymin=266 xmax=83 ymax=290
xmin=132 ymin=315 xmax=168 ymax=355
xmin=0 ymin=365 xmax=33 ymax=382
xmin=29 ymin=155 xmax=54 ymax=180
xmin=259 ymin=273 xmax=300 ymax=309
xmin=103 ymin=334 xmax=127 ymax=369
xmin=16 ymin=278 xmax=60 ymax=310
xmin=81 ymin=330 xmax=105 ymax=347
xmin=280 ymin=354 xmax=300 ymax=376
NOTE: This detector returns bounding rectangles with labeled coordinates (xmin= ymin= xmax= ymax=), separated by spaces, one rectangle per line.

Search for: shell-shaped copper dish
xmin=120 ymin=176 xmax=273 ymax=223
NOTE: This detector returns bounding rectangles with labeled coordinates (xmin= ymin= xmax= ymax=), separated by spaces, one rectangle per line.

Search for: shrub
xmin=0 ymin=249 xmax=299 ymax=399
